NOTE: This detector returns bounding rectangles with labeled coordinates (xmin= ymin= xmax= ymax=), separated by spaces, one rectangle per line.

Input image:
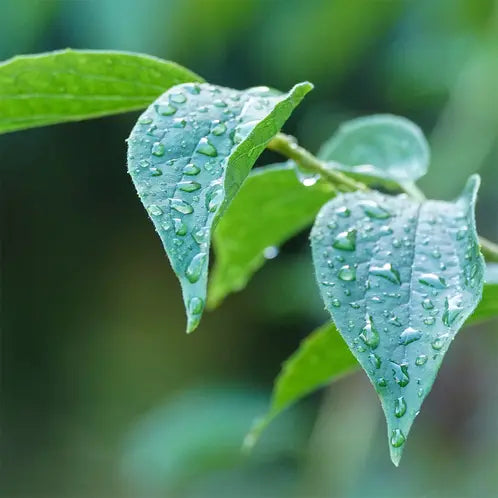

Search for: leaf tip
xmin=242 ymin=416 xmax=268 ymax=454
xmin=389 ymin=446 xmax=403 ymax=467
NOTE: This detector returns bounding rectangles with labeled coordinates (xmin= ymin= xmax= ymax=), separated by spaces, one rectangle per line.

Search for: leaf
xmin=0 ymin=49 xmax=202 ymax=134
xmin=244 ymin=322 xmax=357 ymax=450
xmin=310 ymin=175 xmax=485 ymax=465
xmin=127 ymin=81 xmax=313 ymax=332
xmin=468 ymin=263 xmax=498 ymax=325
xmin=317 ymin=114 xmax=429 ymax=186
xmin=208 ymin=162 xmax=334 ymax=308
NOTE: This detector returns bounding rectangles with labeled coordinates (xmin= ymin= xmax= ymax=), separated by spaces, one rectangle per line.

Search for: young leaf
xmin=310 ymin=175 xmax=485 ymax=465
xmin=127 ymin=81 xmax=313 ymax=332
xmin=244 ymin=322 xmax=357 ymax=450
xmin=209 ymin=162 xmax=334 ymax=308
xmin=0 ymin=49 xmax=202 ymax=134
xmin=317 ymin=114 xmax=429 ymax=185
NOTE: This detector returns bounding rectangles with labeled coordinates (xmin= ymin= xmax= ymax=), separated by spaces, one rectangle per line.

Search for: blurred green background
xmin=2 ymin=1 xmax=498 ymax=497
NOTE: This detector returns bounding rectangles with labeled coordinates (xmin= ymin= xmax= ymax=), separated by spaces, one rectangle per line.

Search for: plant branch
xmin=267 ymin=132 xmax=498 ymax=263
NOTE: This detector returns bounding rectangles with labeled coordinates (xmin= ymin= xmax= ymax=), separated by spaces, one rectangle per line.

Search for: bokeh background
xmin=2 ymin=1 xmax=498 ymax=497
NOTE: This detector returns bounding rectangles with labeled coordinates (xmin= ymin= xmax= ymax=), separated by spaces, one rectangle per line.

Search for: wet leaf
xmin=310 ymin=175 xmax=485 ymax=465
xmin=127 ymin=81 xmax=313 ymax=332
xmin=209 ymin=162 xmax=334 ymax=307
xmin=0 ymin=49 xmax=202 ymax=134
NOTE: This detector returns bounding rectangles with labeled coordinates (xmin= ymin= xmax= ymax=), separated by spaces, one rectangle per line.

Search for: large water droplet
xmin=173 ymin=218 xmax=187 ymax=236
xmin=442 ymin=295 xmax=463 ymax=326
xmin=185 ymin=252 xmax=207 ymax=283
xmin=338 ymin=265 xmax=356 ymax=281
xmin=331 ymin=298 xmax=341 ymax=308
xmin=170 ymin=92 xmax=187 ymax=104
xmin=147 ymin=204 xmax=163 ymax=216
xmin=170 ymin=198 xmax=194 ymax=214
xmin=369 ymin=353 xmax=381 ymax=369
xmin=189 ymin=297 xmax=204 ymax=315
xmin=151 ymin=142 xmax=165 ymax=157
xmin=178 ymin=181 xmax=201 ymax=192
xmin=155 ymin=103 xmax=177 ymax=116
xmin=418 ymin=273 xmax=446 ymax=288
xmin=391 ymin=429 xmax=406 ymax=448
xmin=198 ymin=138 xmax=218 ymax=157
xmin=207 ymin=187 xmax=223 ymax=212
xmin=399 ymin=327 xmax=421 ymax=345
xmin=359 ymin=315 xmax=380 ymax=349
xmin=332 ymin=229 xmax=356 ymax=251
xmin=183 ymin=163 xmax=200 ymax=176
xmin=415 ymin=354 xmax=428 ymax=366
xmin=335 ymin=206 xmax=350 ymax=217
xmin=212 ymin=122 xmax=227 ymax=136
xmin=431 ymin=334 xmax=448 ymax=351
xmin=370 ymin=263 xmax=401 ymax=284
xmin=394 ymin=397 xmax=407 ymax=418
xmin=359 ymin=200 xmax=391 ymax=219
xmin=422 ymin=298 xmax=434 ymax=310
xmin=149 ymin=167 xmax=162 ymax=176
xmin=390 ymin=361 xmax=410 ymax=387
xmin=263 ymin=246 xmax=279 ymax=259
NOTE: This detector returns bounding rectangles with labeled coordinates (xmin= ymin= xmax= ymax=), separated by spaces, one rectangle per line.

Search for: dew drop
xmin=359 ymin=200 xmax=391 ymax=219
xmin=172 ymin=118 xmax=187 ymax=128
xmin=391 ymin=429 xmax=406 ymax=448
xmin=147 ymin=204 xmax=163 ymax=216
xmin=359 ymin=315 xmax=380 ymax=349
xmin=338 ymin=265 xmax=356 ymax=281
xmin=370 ymin=263 xmax=401 ymax=284
xmin=155 ymin=103 xmax=177 ymax=116
xmin=377 ymin=377 xmax=387 ymax=387
xmin=207 ymin=187 xmax=223 ymax=212
xmin=369 ymin=353 xmax=381 ymax=369
xmin=173 ymin=218 xmax=187 ymax=236
xmin=198 ymin=138 xmax=218 ymax=157
xmin=149 ymin=167 xmax=162 ymax=176
xmin=442 ymin=295 xmax=463 ymax=326
xmin=212 ymin=122 xmax=227 ymax=136
xmin=170 ymin=198 xmax=194 ymax=214
xmin=415 ymin=354 xmax=428 ymax=366
xmin=331 ymin=298 xmax=341 ymax=308
xmin=139 ymin=159 xmax=151 ymax=168
xmin=151 ymin=142 xmax=165 ymax=157
xmin=390 ymin=361 xmax=410 ymax=387
xmin=170 ymin=92 xmax=187 ymax=104
xmin=263 ymin=246 xmax=279 ymax=259
xmin=423 ymin=317 xmax=435 ymax=325
xmin=422 ymin=298 xmax=434 ymax=310
xmin=192 ymin=228 xmax=208 ymax=245
xmin=185 ymin=252 xmax=207 ymax=283
xmin=332 ymin=229 xmax=356 ymax=251
xmin=431 ymin=334 xmax=448 ymax=350
xmin=394 ymin=397 xmax=407 ymax=418
xmin=178 ymin=181 xmax=201 ymax=192
xmin=183 ymin=163 xmax=200 ymax=176
xmin=189 ymin=297 xmax=204 ymax=315
xmin=399 ymin=327 xmax=421 ymax=345
xmin=138 ymin=116 xmax=153 ymax=125
xmin=418 ymin=273 xmax=446 ymax=289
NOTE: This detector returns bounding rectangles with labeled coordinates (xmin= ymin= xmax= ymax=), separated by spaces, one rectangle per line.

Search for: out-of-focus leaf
xmin=318 ymin=114 xmax=429 ymax=186
xmin=209 ymin=162 xmax=334 ymax=308
xmin=310 ymin=176 xmax=484 ymax=465
xmin=244 ymin=322 xmax=357 ymax=449
xmin=469 ymin=263 xmax=498 ymax=325
xmin=127 ymin=81 xmax=313 ymax=332
xmin=0 ymin=49 xmax=202 ymax=134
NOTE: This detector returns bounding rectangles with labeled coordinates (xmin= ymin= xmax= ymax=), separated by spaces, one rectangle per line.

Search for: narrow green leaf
xmin=0 ymin=49 xmax=202 ymax=134
xmin=310 ymin=175 xmax=485 ymax=465
xmin=317 ymin=114 xmax=429 ymax=186
xmin=468 ymin=263 xmax=498 ymax=325
xmin=244 ymin=322 xmax=357 ymax=450
xmin=209 ymin=162 xmax=334 ymax=308
xmin=127 ymin=82 xmax=313 ymax=332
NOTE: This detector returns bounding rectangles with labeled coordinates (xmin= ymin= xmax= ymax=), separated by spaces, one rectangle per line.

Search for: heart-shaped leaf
xmin=0 ymin=49 xmax=202 ymax=134
xmin=127 ymin=81 xmax=313 ymax=332
xmin=209 ymin=162 xmax=334 ymax=308
xmin=310 ymin=175 xmax=484 ymax=465
xmin=317 ymin=114 xmax=429 ymax=186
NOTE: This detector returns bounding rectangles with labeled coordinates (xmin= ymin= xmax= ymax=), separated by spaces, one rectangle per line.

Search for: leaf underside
xmin=310 ymin=175 xmax=484 ymax=465
xmin=0 ymin=49 xmax=202 ymax=134
xmin=127 ymin=81 xmax=313 ymax=332
xmin=317 ymin=114 xmax=430 ymax=186
xmin=209 ymin=162 xmax=334 ymax=308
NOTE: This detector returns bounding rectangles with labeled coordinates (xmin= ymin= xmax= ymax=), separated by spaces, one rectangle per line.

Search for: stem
xmin=267 ymin=132 xmax=498 ymax=263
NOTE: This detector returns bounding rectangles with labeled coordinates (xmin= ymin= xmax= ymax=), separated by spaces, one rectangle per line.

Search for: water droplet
xmin=442 ymin=295 xmax=463 ymax=326
xmin=207 ymin=187 xmax=223 ymax=212
xmin=338 ymin=265 xmax=356 ymax=281
xmin=185 ymin=252 xmax=207 ymax=283
xmin=151 ymin=142 xmax=165 ymax=157
xmin=422 ymin=298 xmax=434 ymax=310
xmin=391 ymin=429 xmax=406 ymax=448
xmin=170 ymin=198 xmax=194 ymax=214
xmin=456 ymin=227 xmax=468 ymax=240
xmin=189 ymin=297 xmax=204 ymax=315
xmin=138 ymin=116 xmax=153 ymax=125
xmin=394 ymin=397 xmax=407 ymax=418
xmin=335 ymin=206 xmax=350 ymax=217
xmin=212 ymin=122 xmax=227 ymax=136
xmin=370 ymin=263 xmax=401 ymax=284
xmin=197 ymin=138 xmax=218 ymax=157
xmin=431 ymin=249 xmax=441 ymax=259
xmin=392 ymin=239 xmax=402 ymax=248
xmin=178 ymin=181 xmax=201 ymax=192
xmin=139 ymin=159 xmax=151 ymax=168
xmin=331 ymin=298 xmax=341 ymax=308
xmin=423 ymin=316 xmax=435 ymax=325
xmin=149 ymin=167 xmax=162 ymax=176
xmin=349 ymin=302 xmax=360 ymax=309
xmin=399 ymin=327 xmax=421 ymax=345
xmin=418 ymin=273 xmax=446 ymax=288
xmin=173 ymin=218 xmax=187 ymax=235
xmin=431 ymin=334 xmax=448 ymax=351
xmin=192 ymin=228 xmax=208 ymax=245
xmin=170 ymin=92 xmax=187 ymax=104
xmin=147 ymin=204 xmax=163 ymax=216
xmin=172 ymin=118 xmax=187 ymax=128
xmin=183 ymin=163 xmax=200 ymax=176
xmin=332 ymin=229 xmax=356 ymax=251
xmin=359 ymin=315 xmax=380 ymax=349
xmin=415 ymin=354 xmax=428 ymax=366
xmin=186 ymin=83 xmax=201 ymax=95
xmin=155 ymin=103 xmax=177 ymax=116
xmin=359 ymin=200 xmax=391 ymax=219
xmin=390 ymin=361 xmax=410 ymax=387
xmin=369 ymin=353 xmax=381 ymax=369
xmin=263 ymin=246 xmax=279 ymax=259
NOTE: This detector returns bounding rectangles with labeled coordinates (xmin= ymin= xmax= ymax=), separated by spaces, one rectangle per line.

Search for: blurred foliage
xmin=2 ymin=0 xmax=498 ymax=497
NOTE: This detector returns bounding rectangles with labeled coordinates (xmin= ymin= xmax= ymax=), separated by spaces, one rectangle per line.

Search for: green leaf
xmin=468 ymin=263 xmax=498 ymax=325
xmin=0 ymin=49 xmax=202 ymax=134
xmin=310 ymin=175 xmax=485 ymax=465
xmin=244 ymin=322 xmax=357 ymax=450
xmin=127 ymin=81 xmax=313 ymax=332
xmin=317 ymin=114 xmax=429 ymax=186
xmin=209 ymin=162 xmax=334 ymax=308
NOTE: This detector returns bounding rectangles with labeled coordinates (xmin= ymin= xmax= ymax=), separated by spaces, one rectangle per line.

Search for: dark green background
xmin=2 ymin=1 xmax=498 ymax=497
